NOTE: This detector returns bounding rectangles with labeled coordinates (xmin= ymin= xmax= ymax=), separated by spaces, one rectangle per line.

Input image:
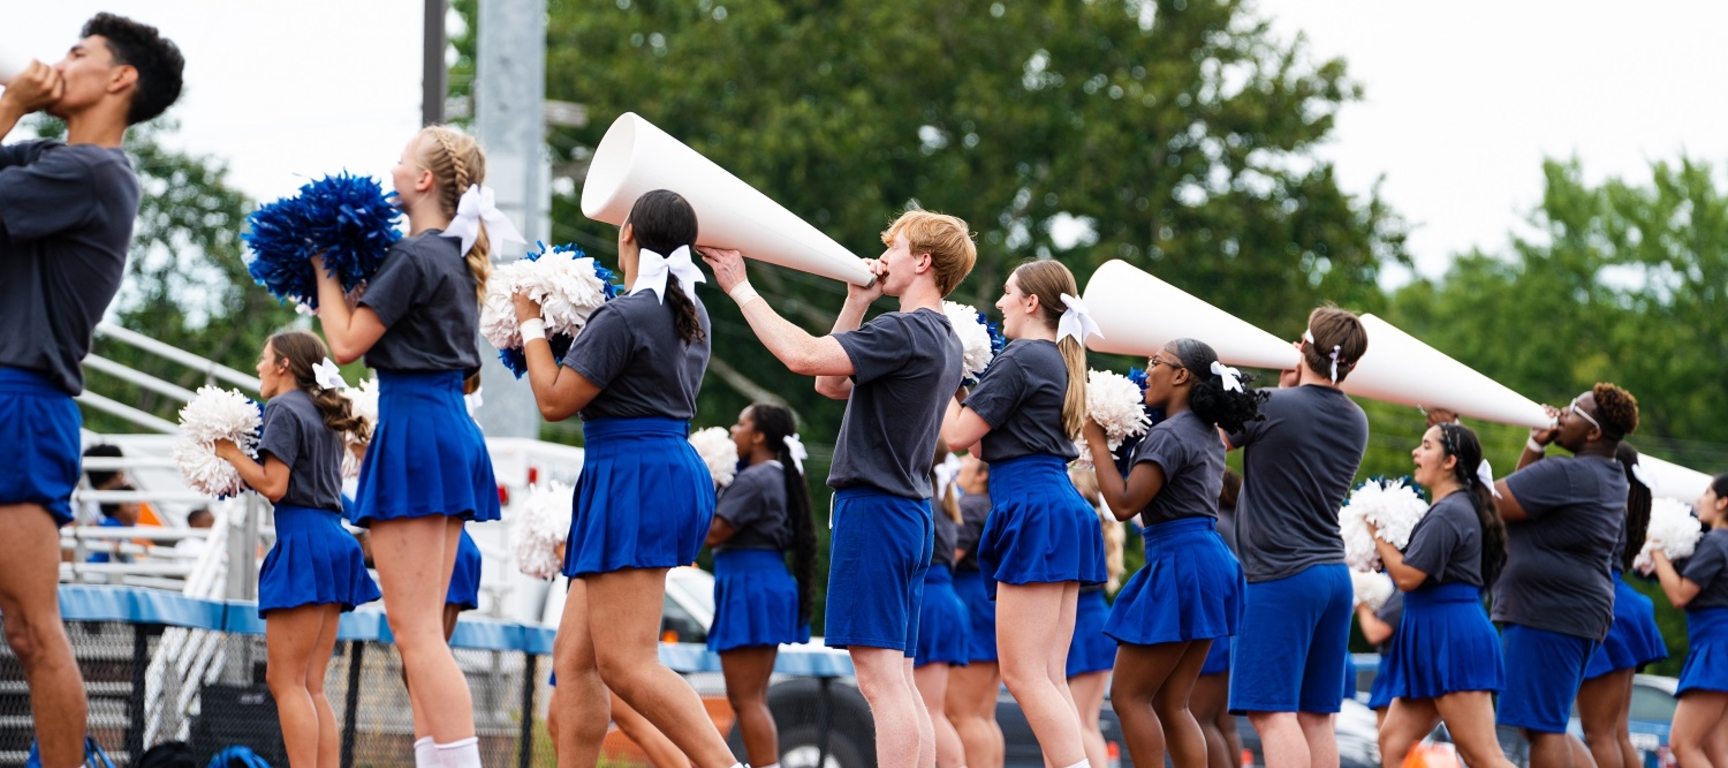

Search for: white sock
xmin=435 ymin=737 xmax=482 ymax=768
xmin=726 ymin=763 xmax=747 ymax=768
xmin=1062 ymin=760 xmax=1089 ymax=768
xmin=414 ymin=737 xmax=439 ymax=768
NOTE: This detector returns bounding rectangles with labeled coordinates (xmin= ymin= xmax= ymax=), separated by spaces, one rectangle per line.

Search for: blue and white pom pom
xmin=1340 ymin=478 xmax=1430 ymax=571
xmin=688 ymin=427 xmax=739 ymax=489
xmin=1351 ymin=569 xmax=1395 ymax=612
xmin=337 ymin=376 xmax=380 ymax=479
xmin=511 ymin=481 xmax=574 ymax=580
xmin=243 ymin=172 xmax=402 ymax=308
xmin=1635 ymin=496 xmax=1706 ymax=575
xmin=1086 ymin=369 xmax=1152 ymax=454
xmin=173 ymin=386 xmax=264 ymax=498
xmin=483 ymin=243 xmax=619 ymax=378
xmin=943 ymin=301 xmax=1002 ymax=383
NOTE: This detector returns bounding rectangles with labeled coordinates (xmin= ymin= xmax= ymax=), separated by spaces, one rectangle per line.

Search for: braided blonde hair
xmin=415 ymin=125 xmax=491 ymax=301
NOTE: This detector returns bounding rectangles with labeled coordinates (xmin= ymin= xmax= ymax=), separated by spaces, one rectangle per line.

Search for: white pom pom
xmin=1351 ymin=569 xmax=1395 ymax=612
xmin=688 ymin=427 xmax=738 ymax=489
xmin=511 ymin=481 xmax=574 ymax=580
xmin=1085 ymin=369 xmax=1151 ymax=454
xmin=942 ymin=301 xmax=995 ymax=381
xmin=482 ymin=253 xmax=613 ymax=350
xmin=173 ymin=386 xmax=263 ymax=497
xmin=343 ymin=376 xmax=380 ymax=429
xmin=1634 ymin=496 xmax=1706 ymax=575
xmin=1341 ymin=478 xmax=1431 ymax=571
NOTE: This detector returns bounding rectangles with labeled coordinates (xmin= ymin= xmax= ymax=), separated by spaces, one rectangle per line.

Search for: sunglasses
xmin=1564 ymin=396 xmax=1601 ymax=431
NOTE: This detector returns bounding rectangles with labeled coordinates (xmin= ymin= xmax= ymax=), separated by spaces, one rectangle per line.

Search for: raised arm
xmin=700 ymin=247 xmax=863 ymax=400
xmin=1650 ymin=550 xmax=1703 ymax=609
xmin=0 ymin=62 xmax=62 ymax=141
xmin=311 ymin=254 xmax=387 ymax=364
xmin=1083 ymin=419 xmax=1164 ymax=521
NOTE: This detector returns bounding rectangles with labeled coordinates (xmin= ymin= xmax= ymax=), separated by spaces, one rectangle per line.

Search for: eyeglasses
xmin=1565 ymin=396 xmax=1602 ymax=431
xmin=1147 ymin=354 xmax=1185 ymax=372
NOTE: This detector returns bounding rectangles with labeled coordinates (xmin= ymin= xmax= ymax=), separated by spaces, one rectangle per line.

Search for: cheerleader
xmin=1193 ymin=470 xmax=1244 ymax=768
xmin=0 ymin=14 xmax=180 ymax=768
xmin=1221 ymin=308 xmax=1368 ymax=768
xmin=444 ymin=528 xmax=481 ymax=637
xmin=1576 ymin=443 xmax=1665 ymax=768
xmin=512 ymin=190 xmax=737 ymax=768
xmin=311 ymin=125 xmax=506 ymax=768
xmin=914 ymin=444 xmax=973 ymax=768
xmin=1084 ymin=339 xmax=1262 ymax=768
xmin=1492 ymin=383 xmax=1639 ymax=768
xmin=1355 ymin=590 xmax=1403 ymax=723
xmin=942 ymin=260 xmax=1104 ymax=768
xmin=213 ymin=330 xmax=380 ymax=768
xmin=948 ymin=457 xmax=1007 ymax=768
xmin=1065 ymin=466 xmax=1126 ymax=768
xmin=703 ymin=209 xmax=977 ymax=768
xmin=1650 ymin=474 xmax=1728 ymax=768
xmin=1370 ymin=422 xmax=1512 ymax=768
xmin=706 ymin=403 xmax=818 ymax=768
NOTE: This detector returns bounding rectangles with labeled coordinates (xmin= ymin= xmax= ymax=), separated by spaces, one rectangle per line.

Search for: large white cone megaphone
xmin=1640 ymin=454 xmax=1715 ymax=504
xmin=0 ymin=52 xmax=26 ymax=85
xmin=581 ymin=112 xmax=876 ymax=286
xmin=1342 ymin=314 xmax=1550 ymax=428
xmin=1080 ymin=259 xmax=1300 ymax=370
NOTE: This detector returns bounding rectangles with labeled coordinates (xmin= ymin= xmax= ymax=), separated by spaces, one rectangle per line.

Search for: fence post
xmin=341 ymin=641 xmax=365 ymax=768
xmin=816 ymin=676 xmax=831 ymax=768
xmin=517 ymin=654 xmax=538 ymax=768
xmin=126 ymin=624 xmax=150 ymax=763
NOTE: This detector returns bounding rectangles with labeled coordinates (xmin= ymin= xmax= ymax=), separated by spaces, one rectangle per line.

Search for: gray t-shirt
xmin=932 ymin=505 xmax=959 ymax=568
xmin=965 ymin=339 xmax=1079 ymax=462
xmin=1131 ymin=410 xmax=1224 ymax=525
xmin=955 ymin=491 xmax=991 ymax=573
xmin=563 ymin=289 xmax=711 ymax=421
xmin=1401 ymin=491 xmax=1483 ymax=588
xmin=0 ymin=140 xmax=140 ymax=395
xmin=1494 ymin=455 xmax=1627 ymax=640
xmin=257 ymin=388 xmax=344 ymax=512
xmin=714 ymin=461 xmax=790 ymax=553
xmin=1218 ymin=505 xmax=1239 ymax=555
xmin=1226 ymin=385 xmax=1369 ymax=582
xmin=1373 ymin=591 xmax=1405 ymax=654
xmin=1681 ymin=529 xmax=1728 ymax=610
xmin=359 ymin=231 xmax=483 ymax=374
xmin=829 ymin=308 xmax=963 ymax=498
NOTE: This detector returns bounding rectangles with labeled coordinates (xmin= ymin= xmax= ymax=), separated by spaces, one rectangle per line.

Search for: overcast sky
xmin=9 ymin=1 xmax=1728 ymax=281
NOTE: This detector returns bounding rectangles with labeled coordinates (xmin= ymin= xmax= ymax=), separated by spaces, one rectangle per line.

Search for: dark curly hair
xmin=81 ymin=13 xmax=184 ymax=125
xmin=1615 ymin=443 xmax=1652 ymax=572
xmin=627 ymin=190 xmax=706 ymax=346
xmin=746 ymin=403 xmax=818 ymax=626
xmin=1172 ymin=338 xmax=1267 ymax=434
xmin=1436 ymin=422 xmax=1508 ymax=587
xmin=1592 ymin=382 xmax=1639 ymax=440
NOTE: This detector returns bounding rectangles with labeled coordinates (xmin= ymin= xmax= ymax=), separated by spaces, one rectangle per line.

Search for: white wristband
xmin=519 ymin=318 xmax=547 ymax=343
xmin=728 ymin=281 xmax=762 ymax=306
xmin=1526 ymin=437 xmax=1547 ymax=454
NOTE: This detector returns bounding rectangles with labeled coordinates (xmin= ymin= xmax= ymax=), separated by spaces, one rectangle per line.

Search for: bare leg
xmin=1068 ymin=671 xmax=1111 ymax=768
xmin=1577 ymin=670 xmax=1638 ymax=768
xmin=720 ymin=645 xmax=781 ymax=767
xmin=0 ymin=504 xmax=87 ymax=768
xmin=1191 ymin=673 xmax=1233 ymax=768
xmin=1151 ymin=642 xmax=1214 ymax=768
xmin=948 ymin=662 xmax=1005 ymax=768
xmin=1524 ymin=730 xmax=1582 ymax=768
xmin=1433 ymin=691 xmax=1516 ymax=768
xmin=1377 ymin=698 xmax=1440 ymax=768
xmin=851 ymin=646 xmax=928 ymax=768
xmin=371 ymin=515 xmax=471 ymax=741
xmin=1296 ymin=713 xmax=1338 ymax=768
xmin=997 ymin=582 xmax=1087 ymax=766
xmin=553 ymin=580 xmax=611 ymax=768
xmin=917 ymin=664 xmax=967 ymax=768
xmin=305 ymin=607 xmax=343 ymax=768
xmin=1706 ymin=709 xmax=1728 ymax=768
xmin=586 ymin=568 xmax=737 ymax=768
xmin=266 ymin=604 xmax=341 ymax=768
xmin=1249 ymin=712 xmax=1307 ymax=768
xmin=1671 ymin=692 xmax=1728 ymax=768
xmin=1111 ymin=641 xmax=1193 ymax=768
xmin=612 ymin=691 xmax=692 ymax=768
xmin=905 ymin=658 xmax=938 ymax=768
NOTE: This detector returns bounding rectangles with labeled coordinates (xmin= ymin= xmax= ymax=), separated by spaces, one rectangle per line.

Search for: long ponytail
xmin=417 ymin=125 xmax=491 ymax=302
xmin=1437 ymin=422 xmax=1507 ymax=587
xmin=1009 ymin=259 xmax=1086 ymax=438
xmin=627 ymin=189 xmax=706 ymax=346
xmin=1616 ymin=442 xmax=1652 ymax=572
xmin=750 ymin=404 xmax=816 ymax=625
xmin=269 ymin=330 xmax=370 ymax=444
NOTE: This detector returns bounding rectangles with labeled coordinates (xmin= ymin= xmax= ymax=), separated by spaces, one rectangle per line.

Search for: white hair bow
xmin=1630 ymin=459 xmax=1653 ymax=490
xmin=1057 ymin=293 xmax=1103 ymax=345
xmin=1477 ymin=459 xmax=1502 ymax=499
xmin=465 ymin=387 xmax=484 ymax=420
xmin=311 ymin=358 xmax=347 ymax=391
xmin=629 ymin=245 xmax=707 ymax=303
xmin=1210 ymin=360 xmax=1244 ymax=393
xmin=783 ymin=433 xmax=808 ymax=475
xmin=1303 ymin=329 xmax=1344 ymax=383
xmin=933 ymin=452 xmax=965 ymax=498
xmin=441 ymin=184 xmax=526 ymax=257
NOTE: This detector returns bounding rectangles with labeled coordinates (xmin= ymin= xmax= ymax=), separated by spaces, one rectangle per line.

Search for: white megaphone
xmin=0 ymin=52 xmax=26 ymax=86
xmin=1339 ymin=314 xmax=1550 ymax=428
xmin=1080 ymin=259 xmax=1300 ymax=370
xmin=1640 ymin=454 xmax=1715 ymax=504
xmin=581 ymin=112 xmax=876 ymax=286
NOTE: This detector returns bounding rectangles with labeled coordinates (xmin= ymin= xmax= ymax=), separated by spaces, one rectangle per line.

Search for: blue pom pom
xmin=498 ymin=330 xmax=577 ymax=379
xmin=244 ymin=172 xmax=402 ymax=307
xmin=1127 ymin=367 xmax=1148 ymax=392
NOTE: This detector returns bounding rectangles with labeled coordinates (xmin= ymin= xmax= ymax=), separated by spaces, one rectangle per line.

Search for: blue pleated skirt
xmin=915 ymin=563 xmax=971 ymax=668
xmin=1105 ymin=517 xmax=1244 ymax=646
xmin=1382 ymin=582 xmax=1502 ymax=700
xmin=1585 ymin=573 xmax=1668 ymax=678
xmin=259 ymin=504 xmax=382 ymax=617
xmin=952 ymin=568 xmax=999 ymax=662
xmin=446 ymin=527 xmax=481 ymax=610
xmin=1367 ymin=651 xmax=1397 ymax=709
xmin=1066 ymin=587 xmax=1118 ymax=677
xmin=1678 ymin=608 xmax=1728 ymax=696
xmin=352 ymin=370 xmax=500 ymax=525
xmin=564 ymin=418 xmax=714 ymax=578
xmin=979 ymin=454 xmax=1107 ymax=597
xmin=709 ymin=548 xmax=810 ymax=652
xmin=0 ymin=368 xmax=82 ymax=526
xmin=1201 ymin=634 xmax=1231 ymax=676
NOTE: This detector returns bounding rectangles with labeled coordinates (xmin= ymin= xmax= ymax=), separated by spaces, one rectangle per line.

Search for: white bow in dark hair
xmin=1210 ymin=360 xmax=1244 ymax=393
xmin=311 ymin=358 xmax=347 ymax=391
xmin=630 ymin=245 xmax=706 ymax=303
